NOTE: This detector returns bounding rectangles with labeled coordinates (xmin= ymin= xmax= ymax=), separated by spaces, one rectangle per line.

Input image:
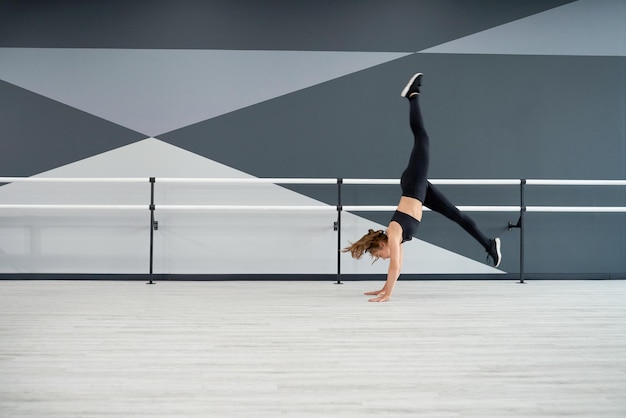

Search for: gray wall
xmin=1 ymin=0 xmax=624 ymax=279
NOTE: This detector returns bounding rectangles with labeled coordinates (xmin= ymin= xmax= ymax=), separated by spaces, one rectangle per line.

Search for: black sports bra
xmin=390 ymin=210 xmax=420 ymax=243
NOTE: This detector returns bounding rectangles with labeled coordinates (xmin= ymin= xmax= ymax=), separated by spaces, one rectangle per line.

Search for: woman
xmin=344 ymin=73 xmax=501 ymax=302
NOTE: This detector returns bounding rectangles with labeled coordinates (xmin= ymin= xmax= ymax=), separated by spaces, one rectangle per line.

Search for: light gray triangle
xmin=421 ymin=0 xmax=626 ymax=57
xmin=0 ymin=138 xmax=503 ymax=275
xmin=0 ymin=48 xmax=411 ymax=137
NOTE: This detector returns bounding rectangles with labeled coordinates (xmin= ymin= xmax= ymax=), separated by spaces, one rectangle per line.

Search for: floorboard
xmin=1 ymin=279 xmax=625 ymax=417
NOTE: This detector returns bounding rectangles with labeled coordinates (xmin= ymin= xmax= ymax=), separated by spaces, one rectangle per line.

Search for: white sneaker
xmin=488 ymin=238 xmax=502 ymax=268
xmin=400 ymin=73 xmax=423 ymax=98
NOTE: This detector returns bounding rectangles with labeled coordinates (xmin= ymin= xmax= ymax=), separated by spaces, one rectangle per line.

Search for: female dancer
xmin=344 ymin=73 xmax=501 ymax=302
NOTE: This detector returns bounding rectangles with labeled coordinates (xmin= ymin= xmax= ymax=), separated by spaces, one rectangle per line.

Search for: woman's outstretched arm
xmin=368 ymin=226 xmax=403 ymax=303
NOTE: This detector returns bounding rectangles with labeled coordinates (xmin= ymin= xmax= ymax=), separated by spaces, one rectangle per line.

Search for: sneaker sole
xmin=494 ymin=237 xmax=502 ymax=268
xmin=400 ymin=72 xmax=423 ymax=97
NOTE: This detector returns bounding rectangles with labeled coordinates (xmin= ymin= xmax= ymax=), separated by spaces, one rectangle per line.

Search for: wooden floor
xmin=0 ymin=279 xmax=625 ymax=418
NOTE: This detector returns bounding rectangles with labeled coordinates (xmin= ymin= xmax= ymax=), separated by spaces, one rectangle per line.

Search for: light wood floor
xmin=1 ymin=279 xmax=625 ymax=418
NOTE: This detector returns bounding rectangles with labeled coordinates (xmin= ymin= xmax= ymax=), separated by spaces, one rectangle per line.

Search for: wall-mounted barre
xmin=1 ymin=204 xmax=624 ymax=213
xmin=2 ymin=177 xmax=626 ymax=185
xmin=1 ymin=177 xmax=625 ymax=285
xmin=0 ymin=177 xmax=148 ymax=183
xmin=0 ymin=204 xmax=147 ymax=210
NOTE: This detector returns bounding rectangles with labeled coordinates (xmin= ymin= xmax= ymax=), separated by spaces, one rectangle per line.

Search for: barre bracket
xmin=508 ymin=217 xmax=521 ymax=230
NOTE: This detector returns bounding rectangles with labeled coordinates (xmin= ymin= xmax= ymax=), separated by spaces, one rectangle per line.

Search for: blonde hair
xmin=343 ymin=229 xmax=388 ymax=260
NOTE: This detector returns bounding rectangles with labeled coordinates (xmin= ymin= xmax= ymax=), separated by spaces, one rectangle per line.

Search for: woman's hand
xmin=364 ymin=289 xmax=390 ymax=302
xmin=368 ymin=293 xmax=391 ymax=303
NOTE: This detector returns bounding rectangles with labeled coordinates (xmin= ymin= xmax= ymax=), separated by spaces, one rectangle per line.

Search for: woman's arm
xmin=368 ymin=228 xmax=403 ymax=303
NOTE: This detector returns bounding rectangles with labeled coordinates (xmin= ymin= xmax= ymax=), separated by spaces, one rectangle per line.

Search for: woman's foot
xmin=401 ymin=73 xmax=423 ymax=98
xmin=488 ymin=238 xmax=502 ymax=268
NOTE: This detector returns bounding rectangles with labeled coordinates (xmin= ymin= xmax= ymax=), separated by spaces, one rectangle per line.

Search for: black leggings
xmin=423 ymin=182 xmax=491 ymax=251
xmin=400 ymin=96 xmax=429 ymax=202
xmin=401 ymin=96 xmax=491 ymax=251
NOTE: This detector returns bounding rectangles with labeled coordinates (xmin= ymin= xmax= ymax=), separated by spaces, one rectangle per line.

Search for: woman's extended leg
xmin=399 ymin=73 xmax=429 ymax=203
xmin=423 ymin=182 xmax=501 ymax=267
xmin=397 ymin=73 xmax=501 ymax=267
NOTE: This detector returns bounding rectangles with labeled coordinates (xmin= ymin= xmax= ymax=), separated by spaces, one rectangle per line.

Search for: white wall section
xmin=0 ymin=139 xmax=503 ymax=275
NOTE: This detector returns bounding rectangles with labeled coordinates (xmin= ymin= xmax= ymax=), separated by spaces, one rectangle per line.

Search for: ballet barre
xmin=0 ymin=177 xmax=147 ymax=183
xmin=525 ymin=179 xmax=626 ymax=186
xmin=0 ymin=204 xmax=147 ymax=210
xmin=2 ymin=204 xmax=624 ymax=213
xmin=1 ymin=177 xmax=625 ymax=284
xmin=151 ymin=205 xmax=522 ymax=212
xmin=342 ymin=179 xmax=522 ymax=186
xmin=3 ymin=203 xmax=624 ymax=213
xmin=2 ymin=177 xmax=625 ymax=186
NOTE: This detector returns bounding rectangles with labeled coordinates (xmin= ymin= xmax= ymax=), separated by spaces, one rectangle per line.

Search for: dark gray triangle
xmin=1 ymin=0 xmax=576 ymax=51
xmin=1 ymin=81 xmax=146 ymax=177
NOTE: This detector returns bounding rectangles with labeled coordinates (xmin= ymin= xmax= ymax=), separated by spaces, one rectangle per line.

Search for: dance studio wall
xmin=1 ymin=0 xmax=624 ymax=279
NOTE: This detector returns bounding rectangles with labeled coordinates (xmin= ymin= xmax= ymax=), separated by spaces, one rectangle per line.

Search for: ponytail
xmin=343 ymin=229 xmax=388 ymax=260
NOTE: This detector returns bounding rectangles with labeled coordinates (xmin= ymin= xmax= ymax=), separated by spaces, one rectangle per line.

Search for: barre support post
xmin=519 ymin=179 xmax=526 ymax=284
xmin=335 ymin=178 xmax=343 ymax=285
xmin=147 ymin=177 xmax=156 ymax=285
xmin=507 ymin=179 xmax=526 ymax=284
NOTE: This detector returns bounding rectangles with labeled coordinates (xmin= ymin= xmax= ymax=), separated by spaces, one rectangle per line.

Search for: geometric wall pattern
xmin=423 ymin=0 xmax=626 ymax=56
xmin=0 ymin=49 xmax=412 ymax=137
xmin=1 ymin=0 xmax=624 ymax=277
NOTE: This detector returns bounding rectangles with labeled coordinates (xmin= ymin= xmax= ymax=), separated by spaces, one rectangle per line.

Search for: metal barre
xmin=156 ymin=205 xmax=335 ymax=211
xmin=342 ymin=205 xmax=521 ymax=212
xmin=0 ymin=177 xmax=148 ymax=183
xmin=156 ymin=178 xmax=338 ymax=185
xmin=0 ymin=177 xmax=338 ymax=185
xmin=527 ymin=206 xmax=626 ymax=213
xmin=151 ymin=205 xmax=524 ymax=212
xmin=3 ymin=177 xmax=626 ymax=186
xmin=0 ymin=177 xmax=518 ymax=185
xmin=525 ymin=180 xmax=626 ymax=186
xmin=342 ymin=179 xmax=521 ymax=185
xmin=0 ymin=204 xmax=147 ymax=210
xmin=159 ymin=178 xmax=521 ymax=185
xmin=2 ymin=204 xmax=626 ymax=213
xmin=1 ymin=176 xmax=625 ymax=286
